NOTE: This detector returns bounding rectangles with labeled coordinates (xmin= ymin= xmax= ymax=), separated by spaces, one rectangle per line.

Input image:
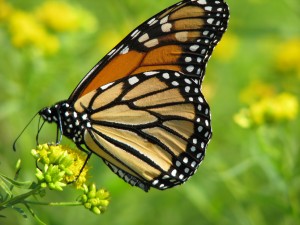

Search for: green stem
xmin=24 ymin=200 xmax=82 ymax=207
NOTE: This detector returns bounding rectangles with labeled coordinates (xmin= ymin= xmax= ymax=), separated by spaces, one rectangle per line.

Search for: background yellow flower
xmin=35 ymin=1 xmax=96 ymax=32
xmin=276 ymin=38 xmax=300 ymax=77
xmin=8 ymin=10 xmax=59 ymax=54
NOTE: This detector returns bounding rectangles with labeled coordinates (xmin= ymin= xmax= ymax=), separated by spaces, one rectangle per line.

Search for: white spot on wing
xmin=185 ymin=78 xmax=192 ymax=84
xmin=203 ymin=30 xmax=209 ymax=36
xmin=120 ymin=46 xmax=129 ymax=54
xmin=185 ymin=86 xmax=191 ymax=93
xmin=185 ymin=57 xmax=192 ymax=62
xmin=207 ymin=18 xmax=214 ymax=24
xmin=152 ymin=180 xmax=159 ymax=185
xmin=198 ymin=126 xmax=203 ymax=132
xmin=171 ymin=169 xmax=177 ymax=177
xmin=205 ymin=6 xmax=212 ymax=11
xmin=186 ymin=65 xmax=194 ymax=72
xmin=128 ymin=76 xmax=139 ymax=85
xmin=108 ymin=48 xmax=116 ymax=56
xmin=138 ymin=33 xmax=149 ymax=42
xmin=172 ymin=81 xmax=179 ymax=86
xmin=101 ymin=82 xmax=114 ymax=90
xmin=144 ymin=71 xmax=159 ymax=76
xmin=197 ymin=0 xmax=207 ymax=4
xmin=163 ymin=73 xmax=170 ymax=79
xmin=183 ymin=157 xmax=188 ymax=164
xmin=190 ymin=45 xmax=200 ymax=51
xmin=160 ymin=15 xmax=169 ymax=24
xmin=191 ymin=161 xmax=197 ymax=168
xmin=131 ymin=29 xmax=140 ymax=39
xmin=175 ymin=31 xmax=188 ymax=42
xmin=148 ymin=18 xmax=158 ymax=26
xmin=144 ymin=39 xmax=159 ymax=48
xmin=161 ymin=23 xmax=172 ymax=32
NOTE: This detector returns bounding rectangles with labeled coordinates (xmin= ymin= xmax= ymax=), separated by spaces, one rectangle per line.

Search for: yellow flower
xmin=233 ymin=108 xmax=252 ymax=128
xmin=79 ymin=184 xmax=110 ymax=215
xmin=0 ymin=0 xmax=13 ymax=21
xmin=213 ymin=33 xmax=239 ymax=61
xmin=234 ymin=92 xmax=299 ymax=128
xmin=239 ymin=80 xmax=275 ymax=104
xmin=276 ymin=38 xmax=300 ymax=77
xmin=8 ymin=10 xmax=59 ymax=54
xmin=273 ymin=93 xmax=298 ymax=121
xmin=35 ymin=1 xmax=97 ymax=32
xmin=32 ymin=144 xmax=89 ymax=189
xmin=249 ymin=98 xmax=271 ymax=125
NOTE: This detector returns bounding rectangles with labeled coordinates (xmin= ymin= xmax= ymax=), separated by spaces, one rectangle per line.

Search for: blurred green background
xmin=0 ymin=0 xmax=299 ymax=224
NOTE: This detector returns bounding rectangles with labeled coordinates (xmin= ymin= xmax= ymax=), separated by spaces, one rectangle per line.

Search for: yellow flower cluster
xmin=239 ymin=80 xmax=275 ymax=104
xmin=0 ymin=0 xmax=96 ymax=55
xmin=80 ymin=184 xmax=110 ymax=215
xmin=32 ymin=143 xmax=88 ymax=189
xmin=8 ymin=10 xmax=59 ymax=55
xmin=35 ymin=1 xmax=97 ymax=32
xmin=234 ymin=92 xmax=299 ymax=128
xmin=31 ymin=144 xmax=110 ymax=214
xmin=276 ymin=38 xmax=300 ymax=77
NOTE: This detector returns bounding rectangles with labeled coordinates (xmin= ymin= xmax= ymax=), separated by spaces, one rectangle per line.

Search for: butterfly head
xmin=39 ymin=101 xmax=67 ymax=124
xmin=38 ymin=101 xmax=88 ymax=144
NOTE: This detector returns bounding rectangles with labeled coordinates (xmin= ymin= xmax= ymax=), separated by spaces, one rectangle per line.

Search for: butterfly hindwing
xmin=68 ymin=0 xmax=229 ymax=101
xmin=74 ymin=71 xmax=211 ymax=190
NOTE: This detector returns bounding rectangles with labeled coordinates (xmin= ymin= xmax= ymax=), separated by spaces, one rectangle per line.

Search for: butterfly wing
xmin=68 ymin=0 xmax=229 ymax=102
xmin=61 ymin=0 xmax=230 ymax=191
xmin=74 ymin=71 xmax=211 ymax=191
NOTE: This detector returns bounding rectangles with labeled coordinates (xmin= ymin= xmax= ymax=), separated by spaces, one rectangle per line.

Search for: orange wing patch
xmin=79 ymin=45 xmax=183 ymax=98
xmin=79 ymin=51 xmax=144 ymax=97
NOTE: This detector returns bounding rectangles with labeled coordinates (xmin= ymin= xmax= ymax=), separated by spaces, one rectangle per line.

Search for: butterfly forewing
xmin=68 ymin=0 xmax=229 ymax=102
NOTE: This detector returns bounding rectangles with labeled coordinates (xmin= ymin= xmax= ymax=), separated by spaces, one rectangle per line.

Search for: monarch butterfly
xmin=35 ymin=0 xmax=229 ymax=191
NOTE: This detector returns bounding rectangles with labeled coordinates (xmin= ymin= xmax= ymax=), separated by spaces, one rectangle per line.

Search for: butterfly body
xmin=38 ymin=0 xmax=229 ymax=192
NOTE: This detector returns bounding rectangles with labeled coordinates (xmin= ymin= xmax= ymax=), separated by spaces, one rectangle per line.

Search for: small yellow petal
xmin=233 ymin=108 xmax=252 ymax=128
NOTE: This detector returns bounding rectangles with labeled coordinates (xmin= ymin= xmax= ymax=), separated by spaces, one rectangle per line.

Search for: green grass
xmin=0 ymin=0 xmax=299 ymax=224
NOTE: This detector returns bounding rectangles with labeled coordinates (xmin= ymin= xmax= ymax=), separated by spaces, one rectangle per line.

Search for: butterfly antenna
xmin=13 ymin=111 xmax=39 ymax=151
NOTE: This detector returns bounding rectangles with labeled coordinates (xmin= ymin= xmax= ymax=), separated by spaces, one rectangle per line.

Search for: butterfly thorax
xmin=38 ymin=100 xmax=90 ymax=144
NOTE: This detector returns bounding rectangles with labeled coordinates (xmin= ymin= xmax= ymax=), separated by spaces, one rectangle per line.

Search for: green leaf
xmin=0 ymin=173 xmax=34 ymax=189
xmin=0 ymin=178 xmax=12 ymax=200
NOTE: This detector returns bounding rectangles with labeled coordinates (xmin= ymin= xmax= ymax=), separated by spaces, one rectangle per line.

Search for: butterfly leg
xmin=64 ymin=144 xmax=92 ymax=184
